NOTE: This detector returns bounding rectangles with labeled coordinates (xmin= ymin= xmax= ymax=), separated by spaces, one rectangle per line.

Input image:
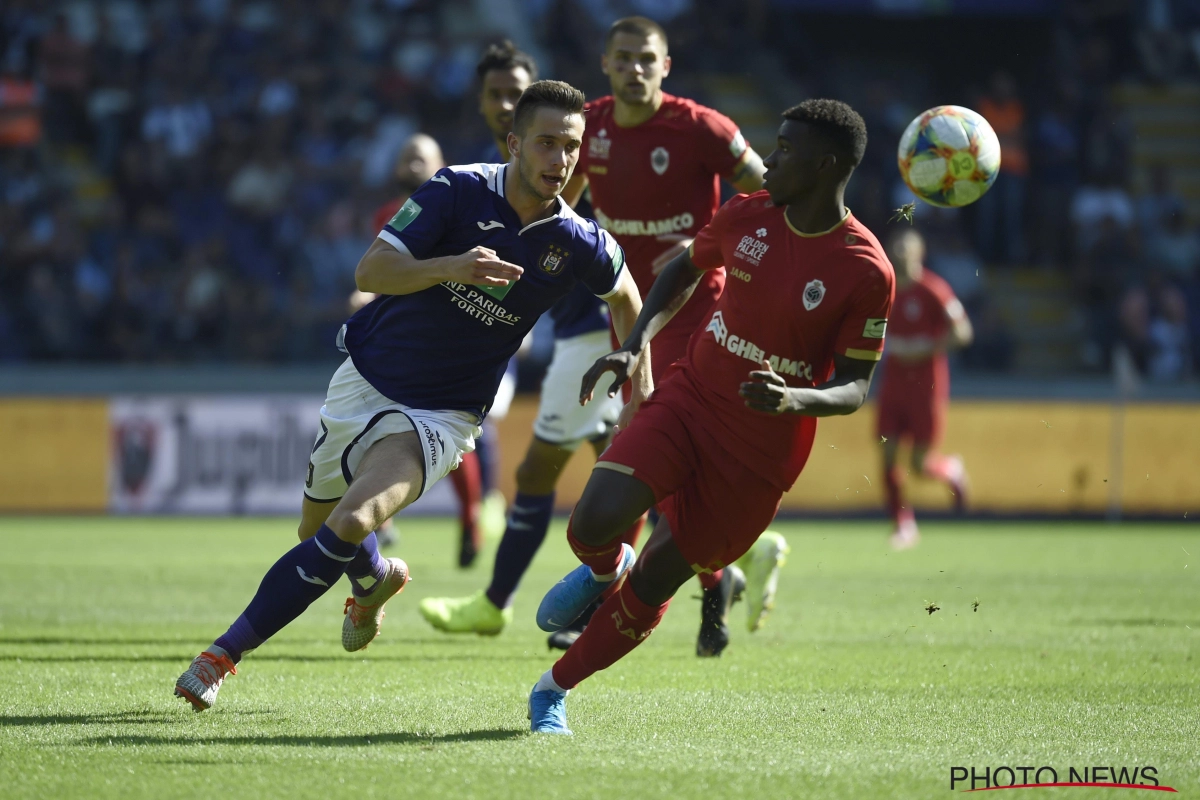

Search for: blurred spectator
xmin=1136 ymin=163 xmax=1186 ymax=240
xmin=0 ymin=66 xmax=41 ymax=148
xmin=1075 ymin=215 xmax=1139 ymax=368
xmin=38 ymin=12 xmax=89 ymax=144
xmin=1070 ymin=178 xmax=1134 ymax=255
xmin=1145 ymin=209 xmax=1200 ymax=283
xmin=1119 ymin=278 xmax=1192 ymax=381
xmin=142 ymin=86 xmax=213 ymax=161
xmin=975 ymin=71 xmax=1029 ymax=264
xmin=226 ymin=141 xmax=294 ymax=218
xmin=1030 ymin=98 xmax=1079 ymax=266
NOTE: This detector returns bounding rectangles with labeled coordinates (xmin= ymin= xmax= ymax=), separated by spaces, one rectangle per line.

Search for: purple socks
xmin=214 ymin=524 xmax=358 ymax=661
xmin=485 ymin=492 xmax=555 ymax=609
xmin=345 ymin=532 xmax=388 ymax=597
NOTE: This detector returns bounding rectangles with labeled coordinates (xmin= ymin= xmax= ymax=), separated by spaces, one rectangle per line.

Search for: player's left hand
xmin=740 ymin=359 xmax=794 ymax=415
xmin=650 ymin=235 xmax=694 ymax=275
xmin=580 ymin=348 xmax=640 ymax=406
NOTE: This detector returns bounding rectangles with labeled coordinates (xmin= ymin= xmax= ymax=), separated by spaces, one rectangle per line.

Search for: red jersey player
xmin=562 ymin=16 xmax=777 ymax=655
xmin=564 ymin=16 xmax=766 ymax=380
xmin=527 ymin=99 xmax=894 ymax=733
xmin=877 ymin=228 xmax=973 ymax=550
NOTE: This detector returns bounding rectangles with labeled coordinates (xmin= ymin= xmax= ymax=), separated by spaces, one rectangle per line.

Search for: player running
xmin=421 ymin=16 xmax=785 ymax=655
xmin=526 ymin=99 xmax=894 ymax=734
xmin=877 ymin=227 xmax=973 ymax=550
xmin=419 ymin=45 xmax=627 ymax=648
xmin=173 ymin=81 xmax=651 ymax=712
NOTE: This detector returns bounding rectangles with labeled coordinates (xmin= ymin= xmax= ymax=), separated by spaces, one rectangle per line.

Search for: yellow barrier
xmin=1 ymin=396 xmax=1194 ymax=515
xmin=496 ymin=398 xmax=1200 ymax=515
xmin=0 ymin=398 xmax=109 ymax=512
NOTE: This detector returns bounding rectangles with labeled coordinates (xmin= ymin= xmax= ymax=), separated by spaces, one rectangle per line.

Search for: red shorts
xmin=596 ymin=378 xmax=783 ymax=574
xmin=876 ymin=394 xmax=946 ymax=447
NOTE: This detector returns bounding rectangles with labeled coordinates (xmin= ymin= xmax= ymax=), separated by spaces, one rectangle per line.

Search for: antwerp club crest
xmin=539 ymin=243 xmax=570 ymax=275
xmin=802 ymin=279 xmax=826 ymax=310
xmin=651 ymin=146 xmax=669 ymax=175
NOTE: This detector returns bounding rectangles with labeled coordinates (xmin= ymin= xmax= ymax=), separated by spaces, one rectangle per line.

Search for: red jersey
xmin=679 ymin=192 xmax=894 ymax=490
xmin=577 ymin=93 xmax=750 ymax=338
xmin=880 ymin=269 xmax=963 ymax=404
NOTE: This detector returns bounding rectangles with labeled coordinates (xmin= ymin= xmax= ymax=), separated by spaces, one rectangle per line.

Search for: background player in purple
xmin=172 ymin=81 xmax=652 ymax=712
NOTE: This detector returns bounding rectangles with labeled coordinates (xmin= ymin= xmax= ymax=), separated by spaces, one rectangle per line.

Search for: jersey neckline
xmin=783 ymin=206 xmax=852 ymax=238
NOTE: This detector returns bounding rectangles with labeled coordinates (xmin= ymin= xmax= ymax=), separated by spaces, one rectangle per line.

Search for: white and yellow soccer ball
xmin=897 ymin=105 xmax=1000 ymax=208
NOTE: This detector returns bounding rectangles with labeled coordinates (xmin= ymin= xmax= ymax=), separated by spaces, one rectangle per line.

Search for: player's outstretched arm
xmin=740 ymin=354 xmax=877 ymax=417
xmin=580 ymin=249 xmax=704 ymax=407
xmin=595 ymin=269 xmax=652 ymax=409
xmin=354 ymin=239 xmax=524 ymax=296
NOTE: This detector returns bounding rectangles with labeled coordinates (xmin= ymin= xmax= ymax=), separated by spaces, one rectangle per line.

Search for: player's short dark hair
xmin=782 ymin=99 xmax=868 ymax=169
xmin=605 ymin=16 xmax=668 ymax=52
xmin=476 ymin=40 xmax=538 ymax=83
xmin=513 ymin=80 xmax=585 ymax=136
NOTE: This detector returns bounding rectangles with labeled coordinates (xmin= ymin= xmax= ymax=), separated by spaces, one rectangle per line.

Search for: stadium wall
xmin=0 ymin=396 xmax=1196 ymax=516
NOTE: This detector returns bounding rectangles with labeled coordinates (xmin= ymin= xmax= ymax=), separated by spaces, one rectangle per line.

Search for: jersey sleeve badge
xmin=540 ymin=243 xmax=571 ymax=276
xmin=388 ymin=198 xmax=422 ymax=231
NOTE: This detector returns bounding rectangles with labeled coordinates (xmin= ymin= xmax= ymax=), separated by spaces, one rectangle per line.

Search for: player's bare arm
xmin=581 ymin=248 xmax=702 ymax=404
xmin=355 ymin=238 xmax=524 ymax=296
xmin=729 ymin=148 xmax=767 ymax=194
xmin=740 ymin=353 xmax=877 ymax=416
xmin=591 ymin=268 xmax=653 ymax=415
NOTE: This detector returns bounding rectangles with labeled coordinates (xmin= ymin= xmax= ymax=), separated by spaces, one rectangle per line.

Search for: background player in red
xmin=527 ymin=99 xmax=894 ymax=733
xmin=562 ymin=16 xmax=787 ymax=653
xmin=877 ymin=227 xmax=973 ymax=550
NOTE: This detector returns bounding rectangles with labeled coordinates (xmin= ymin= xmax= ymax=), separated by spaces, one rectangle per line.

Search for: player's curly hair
xmin=782 ymin=99 xmax=868 ymax=169
xmin=476 ymin=40 xmax=538 ymax=83
xmin=513 ymin=80 xmax=586 ymax=135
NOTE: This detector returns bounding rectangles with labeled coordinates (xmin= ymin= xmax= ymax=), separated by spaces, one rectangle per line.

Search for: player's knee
xmin=570 ymin=493 xmax=626 ymax=546
xmin=325 ymin=502 xmax=377 ymax=544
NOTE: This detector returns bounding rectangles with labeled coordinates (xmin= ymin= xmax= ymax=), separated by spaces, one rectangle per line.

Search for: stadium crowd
xmin=1 ymin=0 xmax=1198 ymax=380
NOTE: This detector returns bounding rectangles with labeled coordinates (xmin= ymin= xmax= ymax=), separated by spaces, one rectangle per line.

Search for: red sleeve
xmin=688 ymin=194 xmax=744 ymax=270
xmin=833 ymin=257 xmax=895 ymax=362
xmin=696 ymin=107 xmax=750 ymax=181
xmin=927 ymin=273 xmax=966 ymax=322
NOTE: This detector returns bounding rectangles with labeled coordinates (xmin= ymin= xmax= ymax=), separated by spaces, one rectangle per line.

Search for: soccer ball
xmin=897 ymin=105 xmax=1000 ymax=208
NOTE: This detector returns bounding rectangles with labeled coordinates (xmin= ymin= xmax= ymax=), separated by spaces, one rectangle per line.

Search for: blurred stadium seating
xmin=1 ymin=0 xmax=1198 ymax=516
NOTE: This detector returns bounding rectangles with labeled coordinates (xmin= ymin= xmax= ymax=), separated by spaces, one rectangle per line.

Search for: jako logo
xmin=950 ymin=765 xmax=1172 ymax=792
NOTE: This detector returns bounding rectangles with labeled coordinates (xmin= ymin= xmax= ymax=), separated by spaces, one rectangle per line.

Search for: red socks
xmin=697 ymin=569 xmax=724 ymax=591
xmin=566 ymin=517 xmax=626 ymax=576
xmin=450 ymin=450 xmax=482 ymax=549
xmin=551 ymin=577 xmax=670 ymax=689
xmin=884 ymin=465 xmax=904 ymax=525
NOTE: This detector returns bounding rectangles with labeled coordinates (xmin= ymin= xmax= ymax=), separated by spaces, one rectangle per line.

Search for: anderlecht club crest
xmin=539 ymin=243 xmax=570 ymax=275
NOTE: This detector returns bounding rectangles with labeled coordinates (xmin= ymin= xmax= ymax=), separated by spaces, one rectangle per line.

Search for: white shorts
xmin=533 ymin=330 xmax=623 ymax=449
xmin=305 ymin=358 xmax=482 ymax=503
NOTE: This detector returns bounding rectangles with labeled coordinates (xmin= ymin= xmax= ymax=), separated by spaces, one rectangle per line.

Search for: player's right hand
xmin=580 ymin=348 xmax=640 ymax=406
xmin=450 ymin=246 xmax=524 ymax=287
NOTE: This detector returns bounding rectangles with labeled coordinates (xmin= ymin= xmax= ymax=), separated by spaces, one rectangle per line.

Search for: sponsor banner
xmin=109 ymin=396 xmax=457 ymax=515
xmin=0 ymin=398 xmax=109 ymax=512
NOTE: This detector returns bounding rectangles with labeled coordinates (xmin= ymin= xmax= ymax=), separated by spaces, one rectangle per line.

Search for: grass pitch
xmin=0 ymin=517 xmax=1197 ymax=799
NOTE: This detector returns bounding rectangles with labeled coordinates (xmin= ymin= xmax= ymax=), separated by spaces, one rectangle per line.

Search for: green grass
xmin=0 ymin=518 xmax=1197 ymax=800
